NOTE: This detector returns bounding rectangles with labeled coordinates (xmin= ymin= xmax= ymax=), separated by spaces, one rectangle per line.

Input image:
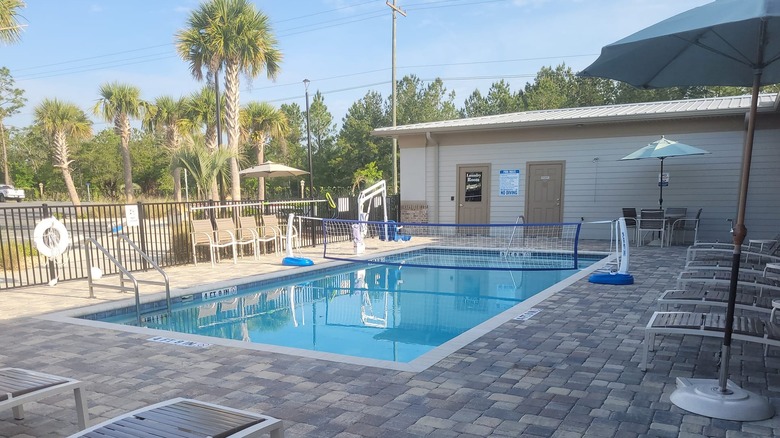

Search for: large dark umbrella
xmin=580 ymin=0 xmax=780 ymax=421
xmin=621 ymin=136 xmax=710 ymax=209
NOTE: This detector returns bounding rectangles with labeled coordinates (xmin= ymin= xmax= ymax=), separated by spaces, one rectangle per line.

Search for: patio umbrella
xmin=621 ymin=136 xmax=710 ymax=209
xmin=238 ymin=161 xmax=309 ymax=178
xmin=239 ymin=161 xmax=309 ymax=200
xmin=580 ymin=0 xmax=780 ymax=421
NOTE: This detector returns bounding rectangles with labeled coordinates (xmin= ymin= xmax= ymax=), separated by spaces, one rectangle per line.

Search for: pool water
xmin=82 ymin=253 xmax=599 ymax=364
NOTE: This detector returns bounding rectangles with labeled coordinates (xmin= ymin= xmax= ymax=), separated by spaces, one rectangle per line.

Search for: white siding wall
xmin=402 ymin=127 xmax=780 ymax=242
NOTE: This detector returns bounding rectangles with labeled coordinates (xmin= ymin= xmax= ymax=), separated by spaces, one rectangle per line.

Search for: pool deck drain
xmin=1 ymin=241 xmax=780 ymax=437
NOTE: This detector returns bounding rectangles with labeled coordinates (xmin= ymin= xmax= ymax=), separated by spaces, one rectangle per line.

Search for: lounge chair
xmin=685 ymin=232 xmax=780 ymax=265
xmin=67 ymin=397 xmax=283 ymax=437
xmin=0 ymin=367 xmax=88 ymax=430
xmin=641 ymin=311 xmax=780 ymax=371
xmin=657 ymin=288 xmax=775 ymax=315
xmin=676 ymin=269 xmax=780 ymax=295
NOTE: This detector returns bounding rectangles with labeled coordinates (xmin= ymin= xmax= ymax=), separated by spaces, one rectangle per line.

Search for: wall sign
xmin=499 ymin=169 xmax=520 ymax=196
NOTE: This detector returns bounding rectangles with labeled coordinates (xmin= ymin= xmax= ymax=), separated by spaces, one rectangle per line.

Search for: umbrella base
xmin=671 ymin=377 xmax=773 ymax=421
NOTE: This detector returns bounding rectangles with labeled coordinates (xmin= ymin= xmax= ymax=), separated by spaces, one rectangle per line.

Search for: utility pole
xmin=387 ymin=1 xmax=406 ymax=195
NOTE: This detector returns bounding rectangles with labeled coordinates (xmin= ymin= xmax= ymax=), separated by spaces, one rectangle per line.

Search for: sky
xmin=3 ymin=0 xmax=714 ymax=131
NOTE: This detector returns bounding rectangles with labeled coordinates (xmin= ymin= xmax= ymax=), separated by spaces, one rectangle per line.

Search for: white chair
xmin=637 ymin=209 xmax=666 ymax=247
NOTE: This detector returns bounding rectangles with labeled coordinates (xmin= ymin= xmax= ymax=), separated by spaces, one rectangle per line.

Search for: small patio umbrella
xmin=580 ymin=0 xmax=780 ymax=421
xmin=621 ymin=136 xmax=710 ymax=209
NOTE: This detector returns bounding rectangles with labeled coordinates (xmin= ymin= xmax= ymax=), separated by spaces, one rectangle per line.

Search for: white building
xmin=372 ymin=94 xmax=780 ymax=242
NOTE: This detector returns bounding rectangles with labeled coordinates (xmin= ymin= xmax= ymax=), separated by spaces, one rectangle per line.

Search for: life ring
xmin=325 ymin=192 xmax=336 ymax=209
xmin=33 ymin=217 xmax=70 ymax=258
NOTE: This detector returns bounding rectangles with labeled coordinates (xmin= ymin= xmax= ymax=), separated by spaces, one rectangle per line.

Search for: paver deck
xmin=1 ymin=242 xmax=779 ymax=437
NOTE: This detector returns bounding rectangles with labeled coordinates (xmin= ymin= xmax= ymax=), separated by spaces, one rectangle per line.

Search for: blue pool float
xmin=283 ymin=256 xmax=314 ymax=267
xmin=588 ymin=272 xmax=634 ymax=285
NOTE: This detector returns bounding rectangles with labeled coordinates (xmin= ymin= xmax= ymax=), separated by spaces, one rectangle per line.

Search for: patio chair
xmin=0 ymin=367 xmax=89 ymax=430
xmin=216 ymin=217 xmax=258 ymax=260
xmin=66 ymin=397 xmax=283 ymax=438
xmin=263 ymin=214 xmax=299 ymax=250
xmin=637 ymin=209 xmax=666 ymax=247
xmin=640 ymin=311 xmax=780 ymax=371
xmin=239 ymin=215 xmax=279 ymax=255
xmin=621 ymin=208 xmax=638 ymax=242
xmin=668 ymin=208 xmax=701 ymax=246
xmin=191 ymin=218 xmax=237 ymax=267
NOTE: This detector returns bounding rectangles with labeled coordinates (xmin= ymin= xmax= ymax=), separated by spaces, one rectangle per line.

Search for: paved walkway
xmin=1 ymin=243 xmax=779 ymax=437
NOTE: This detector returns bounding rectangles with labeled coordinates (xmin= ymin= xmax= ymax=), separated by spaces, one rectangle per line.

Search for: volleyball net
xmin=320 ymin=218 xmax=582 ymax=271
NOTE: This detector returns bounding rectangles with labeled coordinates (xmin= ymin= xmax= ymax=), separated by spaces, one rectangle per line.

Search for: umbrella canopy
xmin=621 ymin=136 xmax=711 ymax=161
xmin=580 ymin=0 xmax=780 ymax=421
xmin=238 ymin=161 xmax=309 ymax=178
xmin=621 ymin=137 xmax=710 ymax=209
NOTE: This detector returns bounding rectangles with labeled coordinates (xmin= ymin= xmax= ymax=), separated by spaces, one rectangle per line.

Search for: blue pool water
xmin=80 ymin=249 xmax=601 ymax=363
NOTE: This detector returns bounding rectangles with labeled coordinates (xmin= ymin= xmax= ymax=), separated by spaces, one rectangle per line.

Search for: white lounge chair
xmin=657 ymin=289 xmax=775 ymax=315
xmin=676 ymin=269 xmax=780 ymax=295
xmin=66 ymin=397 xmax=283 ymax=438
xmin=0 ymin=367 xmax=88 ymax=430
xmin=641 ymin=311 xmax=780 ymax=371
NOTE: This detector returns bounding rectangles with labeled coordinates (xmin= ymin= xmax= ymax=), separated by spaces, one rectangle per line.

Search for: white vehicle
xmin=0 ymin=184 xmax=25 ymax=202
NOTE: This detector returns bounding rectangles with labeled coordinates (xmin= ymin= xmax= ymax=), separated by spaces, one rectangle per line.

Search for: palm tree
xmin=239 ymin=101 xmax=289 ymax=200
xmin=34 ymin=99 xmax=92 ymax=206
xmin=145 ymin=96 xmax=187 ymax=201
xmin=0 ymin=0 xmax=25 ymax=44
xmin=93 ymin=82 xmax=147 ymax=202
xmin=172 ymin=137 xmax=234 ymax=200
xmin=176 ymin=0 xmax=282 ymax=201
xmin=181 ymin=86 xmax=223 ymax=200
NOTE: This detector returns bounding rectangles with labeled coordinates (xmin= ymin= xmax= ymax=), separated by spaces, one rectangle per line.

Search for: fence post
xmin=137 ymin=201 xmax=148 ymax=271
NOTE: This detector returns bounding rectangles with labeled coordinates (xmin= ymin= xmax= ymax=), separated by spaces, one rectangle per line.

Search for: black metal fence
xmin=0 ymin=194 xmax=400 ymax=290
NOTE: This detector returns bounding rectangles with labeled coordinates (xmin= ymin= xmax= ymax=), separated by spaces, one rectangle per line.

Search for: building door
xmin=525 ymin=161 xmax=564 ymax=224
xmin=457 ymin=164 xmax=490 ymax=225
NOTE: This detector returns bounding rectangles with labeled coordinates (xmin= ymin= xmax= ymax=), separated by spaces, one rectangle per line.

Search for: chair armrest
xmin=191 ymin=230 xmax=215 ymax=244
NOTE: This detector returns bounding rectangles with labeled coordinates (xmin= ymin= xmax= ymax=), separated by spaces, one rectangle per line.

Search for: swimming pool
xmin=74 ymin=249 xmax=605 ymax=370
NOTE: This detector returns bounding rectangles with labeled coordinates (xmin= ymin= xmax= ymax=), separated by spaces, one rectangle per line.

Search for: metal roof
xmin=372 ymin=94 xmax=779 ymax=136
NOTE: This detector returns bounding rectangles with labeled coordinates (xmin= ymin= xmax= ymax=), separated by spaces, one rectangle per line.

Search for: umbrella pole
xmin=658 ymin=158 xmax=664 ymax=209
xmin=670 ymin=74 xmax=772 ymax=422
xmin=719 ymin=73 xmax=761 ymax=392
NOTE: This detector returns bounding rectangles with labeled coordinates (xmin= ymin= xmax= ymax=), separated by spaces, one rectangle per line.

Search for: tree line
xmin=1 ymin=1 xmax=772 ymax=204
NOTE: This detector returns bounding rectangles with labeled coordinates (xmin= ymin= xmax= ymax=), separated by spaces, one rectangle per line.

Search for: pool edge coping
xmin=37 ymin=251 xmax=615 ymax=373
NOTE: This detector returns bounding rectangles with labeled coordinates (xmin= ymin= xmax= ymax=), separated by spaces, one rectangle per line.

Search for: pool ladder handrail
xmin=505 ymin=215 xmax=526 ymax=254
xmin=85 ymin=235 xmax=172 ymax=326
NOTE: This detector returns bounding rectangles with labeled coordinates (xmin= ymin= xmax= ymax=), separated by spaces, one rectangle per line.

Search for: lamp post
xmin=303 ymin=79 xmax=314 ymax=198
xmin=304 ymin=79 xmax=316 ymax=246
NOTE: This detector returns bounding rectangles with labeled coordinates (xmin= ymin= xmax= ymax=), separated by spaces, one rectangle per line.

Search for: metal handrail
xmin=85 ymin=235 xmax=171 ymax=326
